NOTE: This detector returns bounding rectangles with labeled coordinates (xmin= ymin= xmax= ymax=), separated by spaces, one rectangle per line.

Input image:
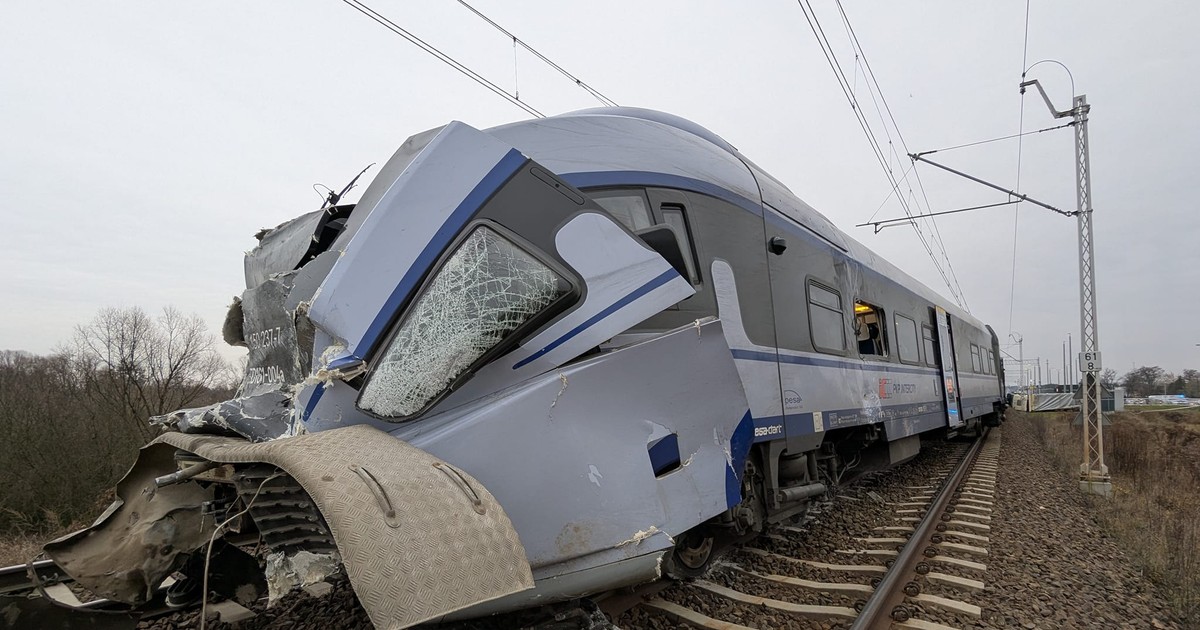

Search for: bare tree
xmin=1121 ymin=366 xmax=1166 ymax=397
xmin=67 ymin=306 xmax=228 ymax=440
xmin=1100 ymin=368 xmax=1118 ymax=390
xmin=1 ymin=308 xmax=232 ymax=531
xmin=0 ymin=351 xmax=128 ymax=529
xmin=1183 ymin=369 xmax=1200 ymax=398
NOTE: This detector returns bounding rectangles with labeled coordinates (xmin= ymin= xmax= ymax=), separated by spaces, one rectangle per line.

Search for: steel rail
xmin=0 ymin=559 xmax=66 ymax=596
xmin=851 ymin=430 xmax=989 ymax=629
xmin=0 ymin=530 xmax=266 ymax=623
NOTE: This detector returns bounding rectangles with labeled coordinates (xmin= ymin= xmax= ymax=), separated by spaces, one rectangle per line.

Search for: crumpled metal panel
xmin=238 ymin=273 xmax=308 ymax=397
xmin=154 ymin=269 xmax=313 ymax=442
xmin=43 ymin=445 xmax=217 ymax=604
xmin=152 ymin=389 xmax=295 ymax=443
xmin=244 ymin=210 xmax=326 ymax=289
xmin=155 ymin=425 xmax=533 ymax=629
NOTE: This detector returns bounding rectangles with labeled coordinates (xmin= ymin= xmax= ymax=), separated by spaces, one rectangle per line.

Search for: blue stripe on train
xmin=726 ymin=411 xmax=754 ymax=508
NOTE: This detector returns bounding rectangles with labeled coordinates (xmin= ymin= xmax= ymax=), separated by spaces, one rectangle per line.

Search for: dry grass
xmin=1021 ymin=409 xmax=1200 ymax=625
xmin=0 ymin=503 xmax=102 ymax=567
xmin=0 ymin=530 xmax=56 ymax=567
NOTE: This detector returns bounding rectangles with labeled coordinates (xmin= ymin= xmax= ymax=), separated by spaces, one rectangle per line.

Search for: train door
xmin=934 ymin=306 xmax=964 ymax=429
xmin=688 ymin=193 xmax=784 ymax=442
xmin=763 ymin=212 xmax=825 ymax=455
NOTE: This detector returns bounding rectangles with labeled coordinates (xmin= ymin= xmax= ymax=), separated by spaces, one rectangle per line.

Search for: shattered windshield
xmin=359 ymin=226 xmax=567 ymax=418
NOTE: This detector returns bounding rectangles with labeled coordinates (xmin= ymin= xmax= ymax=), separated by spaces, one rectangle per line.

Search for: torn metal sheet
xmin=264 ymin=550 xmax=341 ymax=605
xmin=43 ymin=444 xmax=216 ymax=605
xmin=244 ymin=205 xmax=354 ymax=289
xmin=149 ymin=425 xmax=533 ymax=629
xmin=156 ymin=270 xmax=323 ymax=442
xmin=615 ymin=526 xmax=664 ymax=548
xmin=152 ymin=390 xmax=296 ymax=443
xmin=239 ymin=273 xmax=307 ymax=398
xmin=245 ymin=210 xmax=325 ymax=288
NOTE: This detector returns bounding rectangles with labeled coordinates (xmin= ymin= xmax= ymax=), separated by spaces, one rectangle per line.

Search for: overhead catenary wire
xmin=455 ymin=0 xmax=618 ymax=107
xmin=1009 ymin=0 xmax=1032 ymax=335
xmin=340 ymin=0 xmax=544 ymax=118
xmin=833 ymin=0 xmax=968 ymax=312
xmin=858 ymin=200 xmax=1019 ymax=233
xmin=866 ymin=161 xmax=915 ymax=223
xmin=828 ymin=0 xmax=967 ymax=308
xmin=913 ymin=121 xmax=1074 ymax=156
xmin=798 ymin=0 xmax=968 ymax=310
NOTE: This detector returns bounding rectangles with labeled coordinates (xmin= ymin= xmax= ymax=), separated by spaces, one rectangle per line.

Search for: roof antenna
xmin=321 ymin=163 xmax=375 ymax=210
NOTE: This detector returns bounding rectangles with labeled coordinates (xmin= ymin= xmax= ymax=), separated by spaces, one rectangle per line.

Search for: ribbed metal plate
xmin=158 ymin=424 xmax=533 ymax=629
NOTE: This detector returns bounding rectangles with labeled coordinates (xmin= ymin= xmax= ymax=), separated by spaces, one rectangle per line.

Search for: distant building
xmin=1148 ymin=394 xmax=1191 ymax=405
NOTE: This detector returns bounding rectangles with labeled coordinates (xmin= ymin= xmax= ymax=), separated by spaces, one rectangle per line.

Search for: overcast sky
xmin=3 ymin=1 xmax=1197 ymax=383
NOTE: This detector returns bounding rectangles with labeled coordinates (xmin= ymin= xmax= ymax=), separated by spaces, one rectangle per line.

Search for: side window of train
xmin=854 ymin=301 xmax=889 ymax=358
xmin=895 ymin=314 xmax=920 ymax=364
xmin=659 ymin=205 xmax=701 ymax=284
xmin=589 ymin=189 xmax=655 ymax=232
xmin=589 ymin=189 xmax=702 ymax=287
xmin=807 ymin=281 xmax=846 ymax=354
xmin=987 ymin=349 xmax=995 ymax=374
xmin=970 ymin=344 xmax=981 ymax=372
xmin=921 ymin=325 xmax=937 ymax=367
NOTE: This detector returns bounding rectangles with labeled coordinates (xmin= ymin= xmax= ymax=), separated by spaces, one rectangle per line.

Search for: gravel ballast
xmin=972 ymin=415 xmax=1180 ymax=629
xmin=139 ymin=415 xmax=1183 ymax=629
xmin=624 ymin=418 xmax=1184 ymax=629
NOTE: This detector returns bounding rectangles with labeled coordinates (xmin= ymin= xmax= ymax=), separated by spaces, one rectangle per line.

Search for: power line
xmin=858 ymin=200 xmax=1019 ymax=233
xmin=455 ymin=0 xmax=618 ymax=107
xmin=827 ymin=0 xmax=965 ymax=308
xmin=866 ymin=161 xmax=915 ymax=223
xmin=797 ymin=0 xmax=967 ymax=310
xmin=1009 ymin=0 xmax=1032 ymax=335
xmin=833 ymin=0 xmax=968 ymax=312
xmin=340 ymin=0 xmax=543 ymax=118
xmin=911 ymin=167 xmax=967 ymax=310
xmin=913 ymin=121 xmax=1074 ymax=156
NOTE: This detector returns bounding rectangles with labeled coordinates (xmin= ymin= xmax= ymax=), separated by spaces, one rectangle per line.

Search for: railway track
xmin=2 ymin=434 xmax=999 ymax=630
xmin=0 ymin=536 xmax=263 ymax=629
xmin=617 ymin=430 xmax=1000 ymax=630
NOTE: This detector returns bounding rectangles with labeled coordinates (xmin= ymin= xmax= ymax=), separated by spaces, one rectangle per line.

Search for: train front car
xmin=38 ymin=108 xmax=1005 ymax=628
xmin=40 ymin=116 xmax=757 ymax=629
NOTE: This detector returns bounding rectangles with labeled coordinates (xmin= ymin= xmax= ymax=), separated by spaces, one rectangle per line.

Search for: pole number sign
xmin=1079 ymin=351 xmax=1102 ymax=373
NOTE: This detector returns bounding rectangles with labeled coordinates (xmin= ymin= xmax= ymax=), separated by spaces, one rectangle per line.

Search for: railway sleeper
xmin=908 ymin=592 xmax=982 ymax=618
xmin=641 ymin=598 xmax=757 ymax=630
xmin=692 ymin=580 xmax=858 ymax=620
xmin=725 ymin=563 xmax=874 ymax=595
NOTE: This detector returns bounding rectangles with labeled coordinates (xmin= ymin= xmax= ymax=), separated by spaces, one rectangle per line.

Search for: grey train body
xmin=48 ymin=108 xmax=1005 ymax=627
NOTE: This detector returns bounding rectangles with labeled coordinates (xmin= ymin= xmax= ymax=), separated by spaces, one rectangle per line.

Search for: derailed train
xmin=42 ymin=108 xmax=1004 ymax=628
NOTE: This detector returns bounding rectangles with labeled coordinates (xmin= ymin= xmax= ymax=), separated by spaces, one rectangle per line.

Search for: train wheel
xmin=664 ymin=529 xmax=714 ymax=578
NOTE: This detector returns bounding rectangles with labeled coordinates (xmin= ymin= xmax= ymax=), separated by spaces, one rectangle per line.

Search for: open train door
xmin=934 ymin=306 xmax=964 ymax=429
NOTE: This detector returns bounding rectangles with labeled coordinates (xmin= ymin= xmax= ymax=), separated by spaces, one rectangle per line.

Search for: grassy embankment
xmin=1019 ymin=406 xmax=1200 ymax=625
xmin=0 ymin=504 xmax=103 ymax=568
xmin=0 ymin=531 xmax=52 ymax=568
